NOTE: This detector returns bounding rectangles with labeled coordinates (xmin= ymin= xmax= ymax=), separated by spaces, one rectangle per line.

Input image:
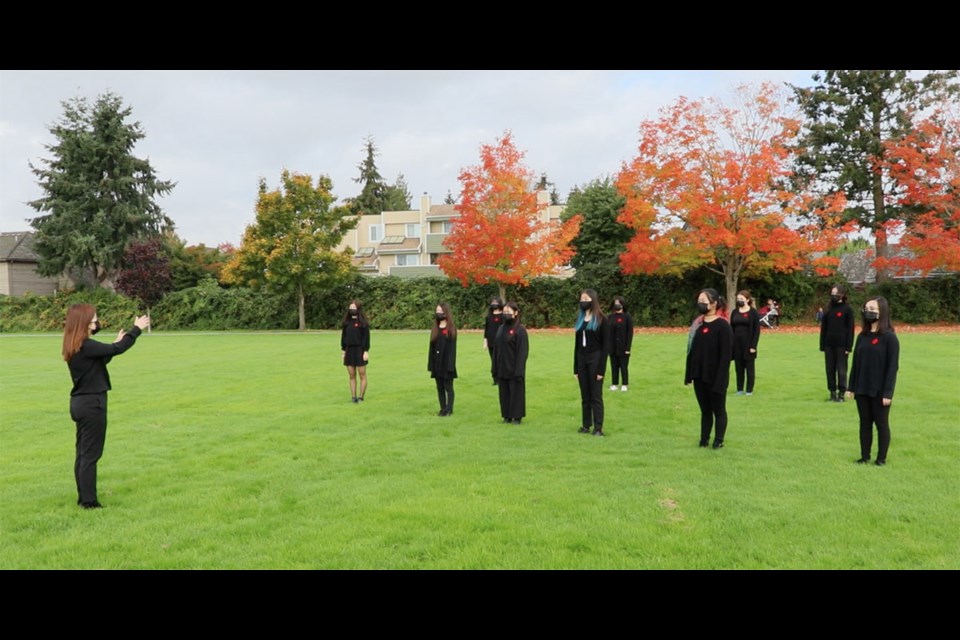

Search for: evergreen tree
xmin=562 ymin=178 xmax=631 ymax=270
xmin=350 ymin=136 xmax=388 ymax=216
xmin=384 ymin=172 xmax=412 ymax=210
xmin=28 ymin=92 xmax=175 ymax=287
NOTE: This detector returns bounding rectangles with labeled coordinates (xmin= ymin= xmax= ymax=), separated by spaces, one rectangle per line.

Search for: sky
xmin=0 ymin=70 xmax=818 ymax=247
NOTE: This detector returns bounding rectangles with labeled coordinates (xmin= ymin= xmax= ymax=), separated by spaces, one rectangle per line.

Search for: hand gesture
xmin=134 ymin=315 xmax=151 ymax=330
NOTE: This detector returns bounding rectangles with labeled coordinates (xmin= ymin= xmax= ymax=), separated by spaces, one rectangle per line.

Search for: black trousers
xmin=487 ymin=347 xmax=496 ymax=382
xmin=856 ymin=394 xmax=892 ymax=462
xmin=610 ymin=354 xmax=629 ymax=386
xmin=577 ymin=357 xmax=604 ymax=429
xmin=824 ymin=347 xmax=849 ymax=393
xmin=434 ymin=377 xmax=454 ymax=412
xmin=692 ymin=379 xmax=727 ymax=445
xmin=497 ymin=377 xmax=526 ymax=420
xmin=733 ymin=354 xmax=756 ymax=393
xmin=70 ymin=393 xmax=107 ymax=504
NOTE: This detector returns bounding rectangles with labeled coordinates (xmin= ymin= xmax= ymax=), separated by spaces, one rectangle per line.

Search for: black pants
xmin=856 ymin=394 xmax=891 ymax=462
xmin=70 ymin=393 xmax=107 ymax=505
xmin=577 ymin=358 xmax=604 ymax=429
xmin=824 ymin=347 xmax=849 ymax=393
xmin=487 ymin=347 xmax=496 ymax=383
xmin=434 ymin=377 xmax=454 ymax=413
xmin=733 ymin=354 xmax=755 ymax=393
xmin=610 ymin=354 xmax=629 ymax=386
xmin=497 ymin=377 xmax=526 ymax=421
xmin=693 ymin=379 xmax=727 ymax=445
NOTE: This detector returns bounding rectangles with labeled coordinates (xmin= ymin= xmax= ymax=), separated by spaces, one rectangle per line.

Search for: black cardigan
xmin=820 ymin=302 xmax=855 ymax=351
xmin=573 ymin=316 xmax=610 ymax=376
xmin=493 ymin=323 xmax=529 ymax=379
xmin=848 ymin=330 xmax=900 ymax=399
xmin=684 ymin=317 xmax=733 ymax=393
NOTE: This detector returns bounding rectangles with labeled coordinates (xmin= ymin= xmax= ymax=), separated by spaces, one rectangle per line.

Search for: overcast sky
xmin=1 ymin=70 xmax=818 ymax=247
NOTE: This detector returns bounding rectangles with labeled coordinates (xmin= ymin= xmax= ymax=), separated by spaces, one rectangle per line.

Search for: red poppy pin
xmin=509 ymin=329 xmax=515 ymax=336
xmin=871 ymin=338 xmax=879 ymax=345
xmin=702 ymin=327 xmax=709 ymax=334
xmin=442 ymin=329 xmax=448 ymax=336
xmin=836 ymin=312 xmax=842 ymax=317
xmin=742 ymin=313 xmax=748 ymax=318
xmin=617 ymin=317 xmax=623 ymax=323
xmin=354 ymin=323 xmax=359 ymax=328
xmin=494 ymin=317 xmax=500 ymax=322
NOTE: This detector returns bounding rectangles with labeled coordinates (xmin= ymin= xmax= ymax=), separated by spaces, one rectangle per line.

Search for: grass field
xmin=1 ymin=328 xmax=958 ymax=569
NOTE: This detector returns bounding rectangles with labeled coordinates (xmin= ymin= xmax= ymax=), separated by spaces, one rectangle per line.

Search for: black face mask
xmin=579 ymin=300 xmax=592 ymax=311
xmin=490 ymin=304 xmax=500 ymax=311
xmin=697 ymin=302 xmax=710 ymax=314
xmin=91 ymin=320 xmax=101 ymax=335
xmin=348 ymin=309 xmax=358 ymax=317
xmin=436 ymin=313 xmax=446 ymax=321
xmin=862 ymin=310 xmax=879 ymax=322
xmin=503 ymin=314 xmax=515 ymax=324
xmin=737 ymin=300 xmax=747 ymax=308
xmin=612 ymin=304 xmax=623 ymax=311
xmin=831 ymin=295 xmax=842 ymax=304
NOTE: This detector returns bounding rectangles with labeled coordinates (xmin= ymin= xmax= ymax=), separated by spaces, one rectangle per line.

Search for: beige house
xmin=339 ymin=191 xmax=567 ymax=278
xmin=0 ymin=231 xmax=59 ymax=296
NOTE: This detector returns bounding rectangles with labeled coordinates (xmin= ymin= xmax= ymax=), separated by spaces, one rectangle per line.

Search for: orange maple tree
xmin=876 ymin=110 xmax=960 ymax=275
xmin=438 ymin=132 xmax=581 ymax=300
xmin=616 ymin=83 xmax=848 ymax=304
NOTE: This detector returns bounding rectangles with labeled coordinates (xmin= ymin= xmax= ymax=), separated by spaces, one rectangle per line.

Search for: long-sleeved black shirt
xmin=820 ymin=301 xmax=854 ymax=350
xmin=493 ymin=323 xmax=528 ymax=379
xmin=67 ymin=326 xmax=142 ymax=396
xmin=730 ymin=307 xmax=760 ymax=358
xmin=484 ymin=313 xmax=503 ymax=345
xmin=609 ymin=311 xmax=634 ymax=357
xmin=427 ymin=328 xmax=458 ymax=379
xmin=341 ymin=321 xmax=370 ymax=351
xmin=848 ymin=329 xmax=900 ymax=399
xmin=684 ymin=317 xmax=733 ymax=393
xmin=574 ymin=316 xmax=610 ymax=376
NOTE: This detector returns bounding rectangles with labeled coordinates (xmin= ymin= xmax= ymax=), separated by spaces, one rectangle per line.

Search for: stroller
xmin=759 ymin=303 xmax=780 ymax=329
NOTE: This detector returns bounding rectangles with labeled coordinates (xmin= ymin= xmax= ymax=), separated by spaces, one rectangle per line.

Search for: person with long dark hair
xmin=847 ymin=296 xmax=899 ymax=466
xmin=62 ymin=304 xmax=150 ymax=509
xmin=820 ymin=284 xmax=854 ymax=402
xmin=493 ymin=301 xmax=528 ymax=425
xmin=685 ymin=288 xmax=733 ymax=449
xmin=428 ymin=302 xmax=458 ymax=416
xmin=574 ymin=289 xmax=610 ymax=436
xmin=482 ymin=296 xmax=504 ymax=385
xmin=731 ymin=290 xmax=761 ymax=396
xmin=608 ymin=295 xmax=633 ymax=392
xmin=341 ymin=300 xmax=370 ymax=403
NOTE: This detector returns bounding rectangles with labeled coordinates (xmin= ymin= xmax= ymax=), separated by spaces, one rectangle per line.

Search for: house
xmin=838 ymin=246 xmax=955 ymax=284
xmin=338 ymin=191 xmax=567 ymax=278
xmin=0 ymin=231 xmax=59 ymax=296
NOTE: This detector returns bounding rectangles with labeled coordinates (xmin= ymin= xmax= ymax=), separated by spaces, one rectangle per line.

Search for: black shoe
xmin=592 ymin=428 xmax=605 ymax=437
xmin=699 ymin=440 xmax=709 ymax=448
xmin=358 ymin=396 xmax=364 ymax=402
xmin=503 ymin=418 xmax=511 ymax=424
xmin=712 ymin=441 xmax=724 ymax=449
xmin=438 ymin=410 xmax=447 ymax=416
xmin=351 ymin=397 xmax=358 ymax=404
xmin=829 ymin=391 xmax=837 ymax=402
xmin=856 ymin=457 xmax=871 ymax=464
xmin=511 ymin=419 xmax=521 ymax=425
xmin=578 ymin=426 xmax=591 ymax=434
xmin=80 ymin=501 xmax=102 ymax=509
xmin=875 ymin=459 xmax=886 ymax=466
xmin=837 ymin=393 xmax=845 ymax=402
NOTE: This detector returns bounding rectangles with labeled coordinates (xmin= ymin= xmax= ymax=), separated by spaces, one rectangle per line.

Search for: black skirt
xmin=343 ymin=345 xmax=369 ymax=367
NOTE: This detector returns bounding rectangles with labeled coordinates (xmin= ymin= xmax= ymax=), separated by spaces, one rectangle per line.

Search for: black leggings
xmin=577 ymin=362 xmax=604 ymax=429
xmin=693 ymin=379 xmax=727 ymax=445
xmin=70 ymin=393 xmax=107 ymax=504
xmin=825 ymin=347 xmax=849 ymax=393
xmin=733 ymin=354 xmax=755 ymax=393
xmin=856 ymin=394 xmax=891 ymax=462
xmin=610 ymin=354 xmax=629 ymax=386
xmin=435 ymin=377 xmax=454 ymax=413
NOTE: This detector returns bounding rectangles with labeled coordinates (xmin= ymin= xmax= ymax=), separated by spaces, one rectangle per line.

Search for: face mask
xmin=831 ymin=295 xmax=841 ymax=304
xmin=436 ymin=313 xmax=446 ymax=321
xmin=348 ymin=309 xmax=358 ymax=317
xmin=612 ymin=304 xmax=623 ymax=311
xmin=863 ymin=310 xmax=879 ymax=322
xmin=503 ymin=314 xmax=515 ymax=324
xmin=697 ymin=302 xmax=710 ymax=314
xmin=490 ymin=304 xmax=500 ymax=311
xmin=737 ymin=300 xmax=747 ymax=307
xmin=91 ymin=320 xmax=101 ymax=335
xmin=579 ymin=300 xmax=592 ymax=311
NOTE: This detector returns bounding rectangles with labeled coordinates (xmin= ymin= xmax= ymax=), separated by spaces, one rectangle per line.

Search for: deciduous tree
xmin=115 ymin=237 xmax=172 ymax=328
xmin=438 ymin=132 xmax=581 ymax=301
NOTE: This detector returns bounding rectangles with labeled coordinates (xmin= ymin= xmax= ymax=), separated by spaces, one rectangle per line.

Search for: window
xmin=369 ymin=224 xmax=382 ymax=243
xmin=430 ymin=253 xmax=441 ymax=265
xmin=442 ymin=221 xmax=454 ymax=234
xmin=395 ymin=254 xmax=418 ymax=267
xmin=405 ymin=223 xmax=421 ymax=238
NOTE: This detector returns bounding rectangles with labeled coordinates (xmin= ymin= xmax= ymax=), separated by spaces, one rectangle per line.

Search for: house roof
xmin=426 ymin=204 xmax=458 ymax=219
xmin=376 ymin=237 xmax=421 ymax=254
xmin=838 ymin=246 xmax=954 ymax=284
xmin=0 ymin=231 xmax=40 ymax=262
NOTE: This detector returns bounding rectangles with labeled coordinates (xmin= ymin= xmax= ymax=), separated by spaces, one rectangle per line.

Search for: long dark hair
xmin=861 ymin=296 xmax=894 ymax=334
xmin=63 ymin=303 xmax=96 ymax=362
xmin=488 ymin=296 xmax=503 ymax=316
xmin=575 ymin=289 xmax=604 ymax=331
xmin=611 ymin=295 xmax=627 ymax=313
xmin=343 ymin=300 xmax=368 ymax=327
xmin=699 ymin=288 xmax=727 ymax=317
xmin=736 ymin=290 xmax=753 ymax=309
xmin=829 ymin=284 xmax=847 ymax=305
xmin=431 ymin=302 xmax=457 ymax=341
xmin=502 ymin=301 xmax=521 ymax=337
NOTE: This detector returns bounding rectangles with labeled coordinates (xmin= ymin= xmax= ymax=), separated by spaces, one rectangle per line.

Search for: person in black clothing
xmin=341 ymin=300 xmax=370 ymax=403
xmin=847 ymin=296 xmax=899 ymax=466
xmin=685 ymin=288 xmax=733 ymax=449
xmin=493 ymin=301 xmax=528 ymax=424
xmin=731 ymin=290 xmax=761 ymax=396
xmin=482 ymin=296 xmax=504 ymax=385
xmin=608 ymin=295 xmax=633 ymax=392
xmin=428 ymin=302 xmax=458 ymax=416
xmin=62 ymin=303 xmax=150 ymax=509
xmin=574 ymin=289 xmax=610 ymax=437
xmin=820 ymin=284 xmax=855 ymax=402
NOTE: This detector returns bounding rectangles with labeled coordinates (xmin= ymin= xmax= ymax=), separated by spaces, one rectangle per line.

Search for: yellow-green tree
xmin=224 ymin=171 xmax=357 ymax=330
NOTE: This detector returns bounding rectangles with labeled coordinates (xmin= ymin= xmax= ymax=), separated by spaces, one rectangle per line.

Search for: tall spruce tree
xmin=792 ymin=70 xmax=958 ymax=281
xmin=561 ymin=178 xmax=631 ymax=270
xmin=28 ymin=92 xmax=175 ymax=287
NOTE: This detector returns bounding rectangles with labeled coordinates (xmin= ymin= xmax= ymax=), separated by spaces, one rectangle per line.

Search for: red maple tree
xmin=615 ymin=83 xmax=848 ymax=304
xmin=438 ymin=132 xmax=581 ymax=300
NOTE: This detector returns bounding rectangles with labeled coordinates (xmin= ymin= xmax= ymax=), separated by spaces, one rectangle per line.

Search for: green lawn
xmin=1 ymin=329 xmax=958 ymax=569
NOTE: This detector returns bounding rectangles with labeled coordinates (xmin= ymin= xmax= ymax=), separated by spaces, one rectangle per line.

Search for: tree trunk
xmin=146 ymin=305 xmax=152 ymax=334
xmin=725 ymin=270 xmax=738 ymax=313
xmin=298 ymin=286 xmax=306 ymax=331
xmin=872 ymin=103 xmax=889 ymax=283
xmin=498 ymin=283 xmax=506 ymax=304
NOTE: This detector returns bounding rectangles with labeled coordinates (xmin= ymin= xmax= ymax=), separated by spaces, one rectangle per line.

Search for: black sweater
xmin=484 ymin=313 xmax=504 ymax=345
xmin=427 ymin=328 xmax=458 ymax=379
xmin=684 ymin=317 xmax=733 ymax=393
xmin=848 ymin=329 xmax=900 ymax=399
xmin=67 ymin=326 xmax=142 ymax=396
xmin=573 ymin=316 xmax=610 ymax=376
xmin=820 ymin=302 xmax=854 ymax=350
xmin=730 ymin=307 xmax=760 ymax=358
xmin=609 ymin=311 xmax=634 ymax=357
xmin=341 ymin=321 xmax=371 ymax=351
xmin=493 ymin=323 xmax=528 ymax=379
